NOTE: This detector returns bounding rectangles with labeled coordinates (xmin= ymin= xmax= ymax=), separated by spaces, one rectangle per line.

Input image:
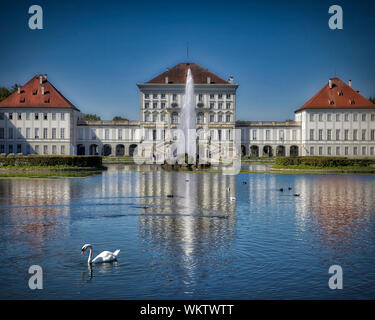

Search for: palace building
xmin=0 ymin=63 xmax=374 ymax=158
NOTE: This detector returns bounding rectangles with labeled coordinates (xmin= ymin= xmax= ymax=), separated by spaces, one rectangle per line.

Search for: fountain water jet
xmin=178 ymin=68 xmax=197 ymax=164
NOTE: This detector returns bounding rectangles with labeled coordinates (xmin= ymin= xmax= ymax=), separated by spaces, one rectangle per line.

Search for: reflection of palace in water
xmin=294 ymin=176 xmax=375 ymax=247
xmin=0 ymin=179 xmax=73 ymax=250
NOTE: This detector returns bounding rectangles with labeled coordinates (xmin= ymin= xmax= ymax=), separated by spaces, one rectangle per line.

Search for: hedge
xmin=274 ymin=156 xmax=375 ymax=167
xmin=0 ymin=155 xmax=102 ymax=167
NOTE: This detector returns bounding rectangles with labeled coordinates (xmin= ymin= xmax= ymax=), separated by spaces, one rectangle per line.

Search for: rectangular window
xmin=153 ymin=102 xmax=157 ymax=109
xmin=327 ymin=129 xmax=331 ymax=141
xmin=353 ymin=129 xmax=358 ymax=141
xmin=144 ymin=102 xmax=149 ymax=109
xmin=52 ymin=128 xmax=57 ymax=139
xmin=8 ymin=144 xmax=13 ymax=153
xmin=353 ymin=113 xmax=358 ymax=121
xmin=218 ymin=94 xmax=223 ymax=99
xmin=61 ymin=145 xmax=65 ymax=155
xmin=226 ymin=94 xmax=231 ymax=99
xmin=210 ymin=114 xmax=214 ymax=122
xmin=0 ymin=144 xmax=4 ymax=153
xmin=318 ymin=129 xmax=323 ymax=141
xmin=218 ymin=130 xmax=222 ymax=141
xmin=26 ymin=128 xmax=30 ymax=139
xmin=327 ymin=113 xmax=331 ymax=121
xmin=52 ymin=113 xmax=56 ymax=120
xmin=370 ymin=147 xmax=374 ymax=156
xmin=319 ymin=113 xmax=323 ymax=121
xmin=218 ymin=114 xmax=223 ymax=122
xmin=353 ymin=147 xmax=358 ymax=155
xmin=26 ymin=112 xmax=30 ymax=120
xmin=362 ymin=113 xmax=366 ymax=121
xmin=210 ymin=103 xmax=214 ymax=109
xmin=226 ymin=103 xmax=231 ymax=109
xmin=362 ymin=129 xmax=366 ymax=141
xmin=0 ymin=112 xmax=4 ymax=120
xmin=252 ymin=130 xmax=257 ymax=141
xmin=61 ymin=128 xmax=65 ymax=139
xmin=336 ymin=129 xmax=340 ymax=140
xmin=161 ymin=102 xmax=165 ymax=109
xmin=172 ymin=94 xmax=177 ymax=101
xmin=310 ymin=146 xmax=314 ymax=155
xmin=226 ymin=130 xmax=231 ymax=141
xmin=319 ymin=146 xmax=323 ymax=156
xmin=52 ymin=145 xmax=57 ymax=155
xmin=266 ymin=130 xmax=271 ymax=140
xmin=345 ymin=146 xmax=349 ymax=156
xmin=371 ymin=130 xmax=375 ymax=141
xmin=344 ymin=113 xmax=349 ymax=121
xmin=218 ymin=103 xmax=222 ymax=109
xmin=61 ymin=113 xmax=65 ymax=120
xmin=198 ymin=94 xmax=203 ymax=101
xmin=35 ymin=128 xmax=39 ymax=139
xmin=105 ymin=129 xmax=110 ymax=140
xmin=8 ymin=128 xmax=13 ymax=139
xmin=336 ymin=146 xmax=340 ymax=155
xmin=17 ymin=128 xmax=22 ymax=139
xmin=372 ymin=114 xmax=375 ymax=121
xmin=161 ymin=93 xmax=166 ymax=99
xmin=310 ymin=113 xmax=314 ymax=122
xmin=362 ymin=146 xmax=366 ymax=156
xmin=226 ymin=114 xmax=231 ymax=122
xmin=0 ymin=128 xmax=4 ymax=139
xmin=144 ymin=93 xmax=149 ymax=99
xmin=344 ymin=129 xmax=349 ymax=141
xmin=118 ymin=128 xmax=122 ymax=140
xmin=310 ymin=129 xmax=314 ymax=141
xmin=43 ymin=113 xmax=48 ymax=120
xmin=336 ymin=113 xmax=340 ymax=121
xmin=35 ymin=145 xmax=39 ymax=154
xmin=210 ymin=94 xmax=214 ymax=99
xmin=43 ymin=145 xmax=48 ymax=155
xmin=327 ymin=146 xmax=331 ymax=155
xmin=43 ymin=128 xmax=48 ymax=139
xmin=9 ymin=113 xmax=13 ymax=120
xmin=35 ymin=113 xmax=39 ymax=120
xmin=292 ymin=130 xmax=297 ymax=141
xmin=153 ymin=94 xmax=158 ymax=99
xmin=18 ymin=113 xmax=22 ymax=120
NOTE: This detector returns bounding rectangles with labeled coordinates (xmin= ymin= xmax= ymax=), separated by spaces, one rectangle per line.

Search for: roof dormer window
xmin=329 ymin=100 xmax=334 ymax=105
xmin=33 ymin=89 xmax=38 ymax=95
xmin=350 ymin=99 xmax=355 ymax=105
xmin=20 ymin=98 xmax=25 ymax=103
xmin=338 ymin=91 xmax=343 ymax=96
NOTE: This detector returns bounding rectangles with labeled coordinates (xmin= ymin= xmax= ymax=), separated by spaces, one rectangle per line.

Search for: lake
xmin=0 ymin=164 xmax=375 ymax=299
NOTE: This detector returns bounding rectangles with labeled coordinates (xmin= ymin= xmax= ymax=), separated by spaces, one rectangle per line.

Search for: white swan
xmin=81 ymin=244 xmax=120 ymax=264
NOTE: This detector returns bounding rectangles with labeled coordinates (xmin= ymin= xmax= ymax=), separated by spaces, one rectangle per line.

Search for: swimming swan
xmin=81 ymin=244 xmax=120 ymax=264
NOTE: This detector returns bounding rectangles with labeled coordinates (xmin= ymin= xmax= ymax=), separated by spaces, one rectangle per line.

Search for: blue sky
xmin=0 ymin=0 xmax=374 ymax=121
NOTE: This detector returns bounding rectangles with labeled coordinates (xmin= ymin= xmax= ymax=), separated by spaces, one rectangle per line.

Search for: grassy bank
xmin=102 ymin=156 xmax=134 ymax=163
xmin=272 ymin=156 xmax=375 ymax=173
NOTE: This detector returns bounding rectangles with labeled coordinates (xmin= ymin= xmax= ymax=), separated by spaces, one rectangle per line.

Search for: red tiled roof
xmin=147 ymin=62 xmax=230 ymax=84
xmin=295 ymin=77 xmax=374 ymax=112
xmin=0 ymin=74 xmax=80 ymax=111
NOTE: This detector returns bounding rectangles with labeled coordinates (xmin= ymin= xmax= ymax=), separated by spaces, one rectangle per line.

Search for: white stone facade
xmin=1 ymin=71 xmax=374 ymax=158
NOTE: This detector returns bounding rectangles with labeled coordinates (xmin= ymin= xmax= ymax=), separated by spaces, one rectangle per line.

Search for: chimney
xmin=39 ymin=75 xmax=43 ymax=84
xmin=165 ymin=76 xmax=168 ymax=84
xmin=228 ymin=76 xmax=233 ymax=84
xmin=41 ymin=86 xmax=45 ymax=95
xmin=44 ymin=74 xmax=47 ymax=81
xmin=329 ymin=79 xmax=333 ymax=88
xmin=17 ymin=87 xmax=21 ymax=94
xmin=349 ymin=80 xmax=352 ymax=87
xmin=207 ymin=77 xmax=211 ymax=84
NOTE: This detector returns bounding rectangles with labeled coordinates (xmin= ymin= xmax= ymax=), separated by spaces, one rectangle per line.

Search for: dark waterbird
xmin=279 ymin=188 xmax=284 ymax=192
xmin=167 ymin=194 xmax=174 ymax=198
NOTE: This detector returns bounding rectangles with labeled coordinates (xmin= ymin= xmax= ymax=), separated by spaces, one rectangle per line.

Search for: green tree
xmin=83 ymin=113 xmax=101 ymax=121
xmin=369 ymin=97 xmax=375 ymax=104
xmin=113 ymin=116 xmax=129 ymax=121
xmin=0 ymin=84 xmax=19 ymax=102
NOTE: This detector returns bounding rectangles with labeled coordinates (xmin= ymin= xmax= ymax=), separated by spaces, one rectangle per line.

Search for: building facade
xmin=1 ymin=64 xmax=374 ymax=158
